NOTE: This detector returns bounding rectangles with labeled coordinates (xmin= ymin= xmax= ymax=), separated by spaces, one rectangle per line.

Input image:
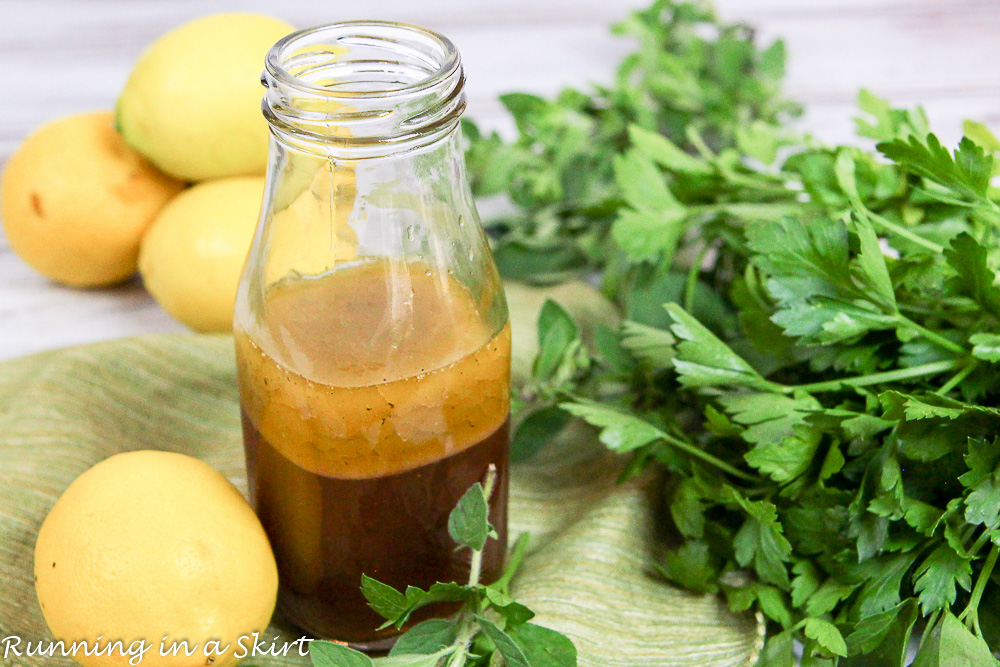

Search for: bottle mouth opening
xmin=262 ymin=21 xmax=466 ymax=157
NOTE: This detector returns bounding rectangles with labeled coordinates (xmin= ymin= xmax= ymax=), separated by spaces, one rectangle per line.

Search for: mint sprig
xmin=308 ymin=467 xmax=577 ymax=667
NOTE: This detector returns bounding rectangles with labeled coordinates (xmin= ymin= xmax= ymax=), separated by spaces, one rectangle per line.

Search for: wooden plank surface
xmin=1 ymin=0 xmax=999 ymax=360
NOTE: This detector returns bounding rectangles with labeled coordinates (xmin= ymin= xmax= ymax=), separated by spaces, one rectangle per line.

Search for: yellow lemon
xmin=0 ymin=112 xmax=184 ymax=287
xmin=34 ymin=450 xmax=278 ymax=667
xmin=139 ymin=176 xmax=265 ymax=332
xmin=116 ymin=14 xmax=294 ymax=181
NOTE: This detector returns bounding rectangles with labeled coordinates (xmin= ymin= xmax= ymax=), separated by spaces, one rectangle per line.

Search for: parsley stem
xmin=935 ymin=361 xmax=977 ymax=396
xmin=896 ymin=315 xmax=966 ymax=355
xmin=683 ymin=245 xmax=712 ymax=312
xmin=789 ymin=359 xmax=963 ymax=393
xmin=657 ymin=431 xmax=758 ymax=483
xmin=867 ymin=211 xmax=944 ymax=254
xmin=687 ymin=203 xmax=802 ymax=220
xmin=959 ymin=544 xmax=998 ymax=637
xmin=920 ymin=609 xmax=943 ymax=649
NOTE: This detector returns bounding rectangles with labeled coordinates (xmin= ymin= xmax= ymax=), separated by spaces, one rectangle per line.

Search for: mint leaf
xmin=483 ymin=585 xmax=536 ymax=625
xmin=361 ymin=575 xmax=410 ymax=623
xmin=374 ymin=654 xmax=449 ymax=667
xmin=508 ymin=622 xmax=578 ymax=667
xmin=448 ymin=482 xmax=491 ymax=552
xmin=310 ymin=641 xmax=373 ymax=667
xmin=477 ymin=617 xmax=530 ymax=667
xmin=388 ymin=619 xmax=458 ymax=657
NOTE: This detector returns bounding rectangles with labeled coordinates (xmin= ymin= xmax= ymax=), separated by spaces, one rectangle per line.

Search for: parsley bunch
xmin=469 ymin=0 xmax=1000 ymax=664
xmin=308 ymin=470 xmax=576 ymax=667
xmin=463 ymin=0 xmax=800 ymax=285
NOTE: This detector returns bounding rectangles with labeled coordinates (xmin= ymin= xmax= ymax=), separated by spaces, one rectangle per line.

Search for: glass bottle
xmin=233 ymin=22 xmax=510 ymax=649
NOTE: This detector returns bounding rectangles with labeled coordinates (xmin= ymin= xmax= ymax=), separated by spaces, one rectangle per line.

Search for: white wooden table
xmin=2 ymin=0 xmax=999 ymax=361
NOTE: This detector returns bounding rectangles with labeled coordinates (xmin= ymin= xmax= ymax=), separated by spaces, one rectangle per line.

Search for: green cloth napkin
xmin=0 ymin=333 xmax=761 ymax=666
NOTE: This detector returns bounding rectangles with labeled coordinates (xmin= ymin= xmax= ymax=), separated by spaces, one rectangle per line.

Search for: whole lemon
xmin=34 ymin=451 xmax=278 ymax=667
xmin=139 ymin=176 xmax=264 ymax=332
xmin=116 ymin=14 xmax=294 ymax=181
xmin=0 ymin=112 xmax=184 ymax=287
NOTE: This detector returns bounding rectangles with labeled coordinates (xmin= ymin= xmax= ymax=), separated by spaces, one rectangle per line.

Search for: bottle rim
xmin=266 ymin=20 xmax=461 ymax=99
xmin=262 ymin=21 xmax=466 ymax=157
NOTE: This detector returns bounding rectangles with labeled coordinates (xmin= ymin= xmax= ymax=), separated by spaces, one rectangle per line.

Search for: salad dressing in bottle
xmin=233 ymin=22 xmax=509 ymax=649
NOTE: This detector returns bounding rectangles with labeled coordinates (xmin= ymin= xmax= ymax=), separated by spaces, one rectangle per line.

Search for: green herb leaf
xmin=508 ymin=622 xmax=579 ymax=667
xmin=620 ymin=320 xmax=677 ymax=369
xmin=944 ymin=232 xmax=1000 ymax=321
xmin=477 ymin=617 xmax=531 ymax=667
xmin=913 ymin=544 xmax=973 ymax=614
xmin=483 ymin=585 xmax=536 ymax=625
xmin=730 ymin=492 xmax=793 ymax=588
xmin=511 ymin=405 xmax=571 ymax=463
xmin=911 ymin=612 xmax=996 ymax=667
xmin=803 ymin=618 xmax=847 ymax=657
xmin=373 ymin=653 xmax=451 ymax=667
xmin=659 ymin=540 xmax=719 ymax=594
xmin=561 ymin=402 xmax=666 ymax=453
xmin=388 ymin=619 xmax=458 ymax=656
xmin=665 ymin=303 xmax=776 ymax=390
xmin=309 ymin=641 xmax=373 ymax=667
xmin=447 ymin=482 xmax=491 ymax=552
xmin=970 ymin=333 xmax=1000 ymax=362
xmin=361 ymin=575 xmax=410 ymax=623
xmin=535 ymin=300 xmax=581 ymax=381
xmin=878 ymin=134 xmax=993 ymax=204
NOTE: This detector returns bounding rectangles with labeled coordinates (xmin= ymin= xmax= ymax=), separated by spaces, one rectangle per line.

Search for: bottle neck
xmin=261 ymin=21 xmax=466 ymax=160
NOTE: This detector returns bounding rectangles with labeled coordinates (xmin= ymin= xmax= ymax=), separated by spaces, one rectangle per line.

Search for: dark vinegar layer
xmin=243 ymin=413 xmax=509 ymax=644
